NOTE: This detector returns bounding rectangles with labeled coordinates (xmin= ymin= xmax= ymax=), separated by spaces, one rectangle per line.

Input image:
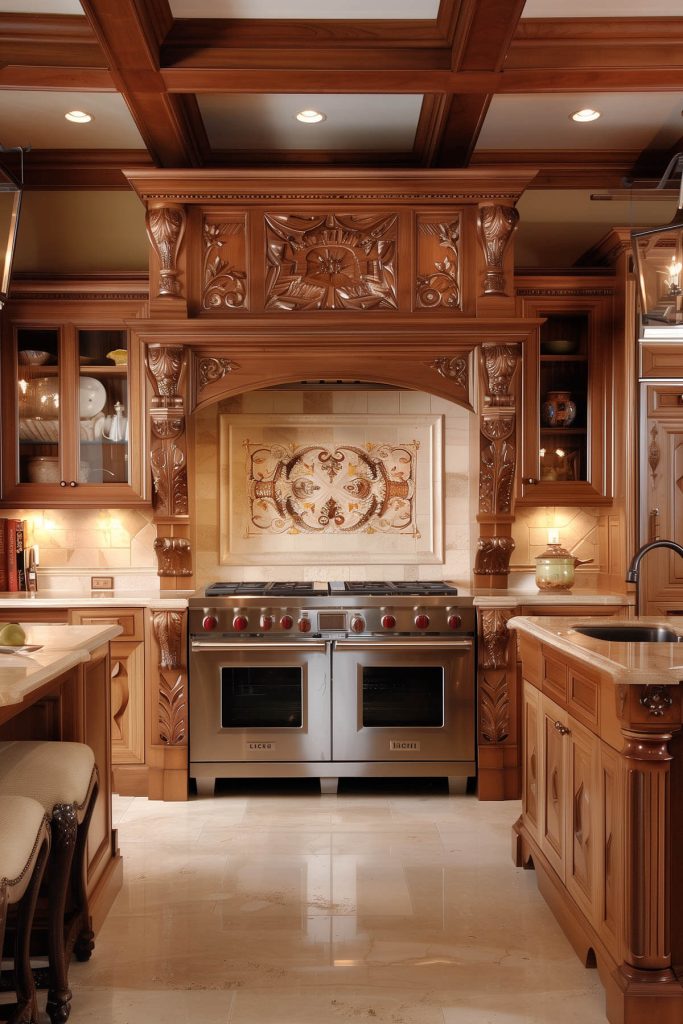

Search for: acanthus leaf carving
xmin=150 ymin=446 xmax=188 ymax=516
xmin=478 ymin=204 xmax=519 ymax=296
xmin=416 ymin=219 xmax=461 ymax=309
xmin=158 ymin=672 xmax=187 ymax=745
xmin=479 ymin=669 xmax=511 ymax=744
xmin=648 ymin=423 xmax=660 ymax=482
xmin=482 ymin=344 xmax=519 ymax=407
xmin=479 ymin=608 xmax=513 ymax=670
xmin=151 ymin=412 xmax=185 ymax=442
xmin=202 ymin=220 xmax=247 ymax=310
xmin=146 ymin=205 xmax=186 ymax=298
xmin=430 ymin=356 xmax=468 ymax=391
xmin=152 ymin=610 xmax=183 ymax=671
xmin=198 ymin=356 xmax=240 ymax=392
xmin=146 ymin=345 xmax=185 ymax=401
xmin=480 ymin=415 xmax=516 ymax=514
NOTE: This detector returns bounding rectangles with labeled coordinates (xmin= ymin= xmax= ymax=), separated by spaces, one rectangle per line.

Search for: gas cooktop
xmin=203 ymin=580 xmax=458 ymax=598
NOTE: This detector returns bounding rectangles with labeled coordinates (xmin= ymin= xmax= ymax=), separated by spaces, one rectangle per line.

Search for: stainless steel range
xmin=188 ymin=581 xmax=476 ymax=795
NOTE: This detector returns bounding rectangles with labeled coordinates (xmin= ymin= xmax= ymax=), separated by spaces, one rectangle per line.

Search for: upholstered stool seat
xmin=0 ymin=743 xmax=99 ymax=1024
xmin=0 ymin=794 xmax=51 ymax=1024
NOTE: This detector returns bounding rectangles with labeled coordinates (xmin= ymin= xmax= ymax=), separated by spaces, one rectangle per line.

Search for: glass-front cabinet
xmin=516 ymin=277 xmax=614 ymax=504
xmin=2 ymin=321 xmax=147 ymax=506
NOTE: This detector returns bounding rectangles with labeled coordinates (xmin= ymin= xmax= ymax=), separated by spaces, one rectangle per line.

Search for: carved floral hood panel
xmin=219 ymin=414 xmax=443 ymax=565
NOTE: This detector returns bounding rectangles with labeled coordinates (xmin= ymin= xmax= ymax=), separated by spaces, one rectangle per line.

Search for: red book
xmin=6 ymin=519 xmax=19 ymax=592
xmin=0 ymin=519 xmax=7 ymax=592
xmin=15 ymin=520 xmax=26 ymax=592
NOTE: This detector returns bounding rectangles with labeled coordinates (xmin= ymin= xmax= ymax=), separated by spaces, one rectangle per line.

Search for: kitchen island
xmin=510 ymin=615 xmax=683 ymax=1024
xmin=0 ymin=622 xmax=123 ymax=933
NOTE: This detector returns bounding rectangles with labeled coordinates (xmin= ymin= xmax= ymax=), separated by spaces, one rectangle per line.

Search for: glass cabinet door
xmin=78 ymin=330 xmax=129 ymax=486
xmin=16 ymin=327 xmax=62 ymax=485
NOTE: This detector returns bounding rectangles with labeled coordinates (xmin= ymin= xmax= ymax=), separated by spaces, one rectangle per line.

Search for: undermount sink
xmin=572 ymin=624 xmax=683 ymax=643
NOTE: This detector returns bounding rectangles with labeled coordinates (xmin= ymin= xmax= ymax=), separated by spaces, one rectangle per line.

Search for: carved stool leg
xmin=45 ymin=804 xmax=77 ymax=1024
xmin=10 ymin=835 xmax=50 ymax=1024
xmin=69 ymin=779 xmax=98 ymax=963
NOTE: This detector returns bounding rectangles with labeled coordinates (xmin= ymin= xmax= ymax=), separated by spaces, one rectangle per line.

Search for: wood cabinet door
xmin=597 ymin=742 xmax=624 ymax=963
xmin=540 ymin=695 xmax=568 ymax=880
xmin=564 ymin=716 xmax=599 ymax=923
xmin=522 ymin=680 xmax=541 ymax=844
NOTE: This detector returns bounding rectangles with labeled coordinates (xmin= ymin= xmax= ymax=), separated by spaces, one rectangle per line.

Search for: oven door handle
xmin=333 ymin=639 xmax=473 ymax=652
xmin=190 ymin=640 xmax=329 ymax=653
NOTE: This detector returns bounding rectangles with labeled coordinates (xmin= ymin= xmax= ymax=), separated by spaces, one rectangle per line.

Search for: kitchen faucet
xmin=626 ymin=539 xmax=683 ymax=614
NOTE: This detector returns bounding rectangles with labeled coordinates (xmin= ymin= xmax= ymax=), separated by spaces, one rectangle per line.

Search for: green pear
xmin=0 ymin=622 xmax=26 ymax=647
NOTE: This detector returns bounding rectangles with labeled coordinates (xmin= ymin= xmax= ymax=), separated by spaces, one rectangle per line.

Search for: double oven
xmin=188 ymin=581 xmax=476 ymax=795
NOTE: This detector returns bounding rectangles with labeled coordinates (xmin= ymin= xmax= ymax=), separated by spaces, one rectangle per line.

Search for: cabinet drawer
xmin=645 ymin=384 xmax=683 ymax=416
xmin=71 ymin=608 xmax=144 ymax=642
xmin=567 ymin=665 xmax=600 ymax=732
xmin=639 ymin=344 xmax=683 ymax=380
xmin=541 ymin=647 xmax=567 ymax=705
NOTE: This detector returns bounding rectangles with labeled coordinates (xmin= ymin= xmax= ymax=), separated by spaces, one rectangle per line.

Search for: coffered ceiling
xmin=0 ymin=0 xmax=680 ymax=195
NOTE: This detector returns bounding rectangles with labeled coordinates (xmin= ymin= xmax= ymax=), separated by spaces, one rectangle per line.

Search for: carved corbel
xmin=481 ymin=343 xmax=519 ymax=407
xmin=154 ymin=537 xmax=192 ymax=577
xmin=473 ymin=536 xmax=515 ymax=577
xmin=145 ymin=345 xmax=189 ymax=520
xmin=146 ymin=205 xmax=186 ymax=298
xmin=478 ymin=205 xmax=519 ymax=296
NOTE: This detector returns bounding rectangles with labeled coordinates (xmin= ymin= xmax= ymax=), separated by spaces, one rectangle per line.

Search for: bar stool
xmin=0 ymin=794 xmax=51 ymax=1024
xmin=0 ymin=742 xmax=99 ymax=1024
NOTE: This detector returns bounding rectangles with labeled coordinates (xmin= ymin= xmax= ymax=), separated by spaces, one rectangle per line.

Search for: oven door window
xmin=221 ymin=667 xmax=303 ymax=728
xmin=361 ymin=666 xmax=444 ymax=728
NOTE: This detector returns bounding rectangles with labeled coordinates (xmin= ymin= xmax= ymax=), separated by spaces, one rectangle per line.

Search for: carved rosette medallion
xmin=473 ymin=536 xmax=515 ymax=576
xmin=639 ymin=686 xmax=674 ymax=717
xmin=264 ymin=212 xmax=398 ymax=311
xmin=482 ymin=344 xmax=519 ymax=407
xmin=154 ymin=537 xmax=192 ymax=577
xmin=152 ymin=610 xmax=186 ymax=747
xmin=202 ymin=219 xmax=247 ymax=310
xmin=478 ymin=205 xmax=519 ymax=296
xmin=198 ymin=356 xmax=240 ymax=392
xmin=478 ymin=609 xmax=513 ymax=745
xmin=146 ymin=205 xmax=186 ymax=298
xmin=480 ymin=415 xmax=515 ymax=514
xmin=416 ymin=219 xmax=461 ymax=309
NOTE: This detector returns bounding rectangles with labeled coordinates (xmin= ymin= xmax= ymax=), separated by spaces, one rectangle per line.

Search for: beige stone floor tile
xmin=73 ymin=792 xmax=609 ymax=1024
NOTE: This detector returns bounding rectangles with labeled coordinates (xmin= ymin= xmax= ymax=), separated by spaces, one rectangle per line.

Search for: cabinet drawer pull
xmin=69 ymin=480 xmax=77 ymax=487
xmin=523 ymin=477 xmax=540 ymax=485
xmin=554 ymin=720 xmax=570 ymax=735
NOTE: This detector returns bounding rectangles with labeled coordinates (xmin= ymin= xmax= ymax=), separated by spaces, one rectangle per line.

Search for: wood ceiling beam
xmin=17 ymin=149 xmax=154 ymax=189
xmin=509 ymin=17 xmax=683 ymax=70
xmin=470 ymin=149 xmax=644 ymax=189
xmin=434 ymin=0 xmax=525 ymax=167
xmin=78 ymin=0 xmax=203 ymax=167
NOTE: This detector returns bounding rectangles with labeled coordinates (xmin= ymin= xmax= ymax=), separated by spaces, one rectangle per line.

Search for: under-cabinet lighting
xmin=570 ymin=108 xmax=601 ymax=122
xmin=65 ymin=110 xmax=93 ymax=124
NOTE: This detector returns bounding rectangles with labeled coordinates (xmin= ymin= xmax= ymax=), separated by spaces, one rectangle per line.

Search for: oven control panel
xmin=190 ymin=603 xmax=475 ymax=637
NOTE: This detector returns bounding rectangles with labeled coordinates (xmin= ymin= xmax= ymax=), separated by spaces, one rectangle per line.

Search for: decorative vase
xmin=541 ymin=390 xmax=576 ymax=428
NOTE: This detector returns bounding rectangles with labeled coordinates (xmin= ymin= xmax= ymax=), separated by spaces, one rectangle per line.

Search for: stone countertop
xmin=508 ymin=615 xmax=683 ymax=686
xmin=0 ymin=622 xmax=122 ymax=711
xmin=0 ymin=590 xmax=192 ymax=610
xmin=471 ymin=588 xmax=632 ymax=608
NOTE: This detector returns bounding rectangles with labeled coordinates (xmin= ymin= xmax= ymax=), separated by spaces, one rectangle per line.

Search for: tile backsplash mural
xmin=195 ymin=389 xmax=475 ymax=584
xmin=219 ymin=413 xmax=443 ymax=564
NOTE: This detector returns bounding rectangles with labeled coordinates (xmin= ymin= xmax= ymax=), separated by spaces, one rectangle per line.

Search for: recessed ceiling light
xmin=296 ymin=109 xmax=326 ymax=124
xmin=570 ymin=108 xmax=601 ymax=123
xmin=65 ymin=110 xmax=93 ymax=124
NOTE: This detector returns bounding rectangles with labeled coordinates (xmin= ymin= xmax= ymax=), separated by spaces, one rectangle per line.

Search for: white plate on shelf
xmin=19 ymin=417 xmax=59 ymax=441
xmin=79 ymin=376 xmax=107 ymax=417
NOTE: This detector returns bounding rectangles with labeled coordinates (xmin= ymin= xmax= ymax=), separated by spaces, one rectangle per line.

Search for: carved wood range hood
xmin=125 ymin=168 xmax=541 ymax=591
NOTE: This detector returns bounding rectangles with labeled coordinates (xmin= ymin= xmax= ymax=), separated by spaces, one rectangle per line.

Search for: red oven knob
xmin=260 ymin=614 xmax=273 ymax=631
xmin=381 ymin=613 xmax=396 ymax=630
xmin=233 ymin=615 xmax=249 ymax=632
xmin=202 ymin=614 xmax=218 ymax=632
xmin=298 ymin=617 xmax=312 ymax=633
xmin=414 ymin=613 xmax=430 ymax=630
xmin=350 ymin=615 xmax=366 ymax=633
xmin=447 ymin=613 xmax=462 ymax=630
xmin=280 ymin=614 xmax=294 ymax=630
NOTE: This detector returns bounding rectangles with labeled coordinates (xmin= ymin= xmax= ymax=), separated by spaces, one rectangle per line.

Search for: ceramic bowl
xmin=19 ymin=350 xmax=51 ymax=365
xmin=542 ymin=338 xmax=577 ymax=355
xmin=79 ymin=376 xmax=107 ymax=418
xmin=27 ymin=456 xmax=60 ymax=484
xmin=19 ymin=376 xmax=60 ymax=418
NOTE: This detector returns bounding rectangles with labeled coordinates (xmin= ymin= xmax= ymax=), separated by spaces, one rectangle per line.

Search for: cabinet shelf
xmin=540 ymin=354 xmax=588 ymax=363
xmin=540 ymin=427 xmax=587 ymax=436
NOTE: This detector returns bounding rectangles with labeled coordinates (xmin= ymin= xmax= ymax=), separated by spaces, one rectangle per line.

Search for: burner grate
xmin=343 ymin=581 xmax=458 ymax=596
